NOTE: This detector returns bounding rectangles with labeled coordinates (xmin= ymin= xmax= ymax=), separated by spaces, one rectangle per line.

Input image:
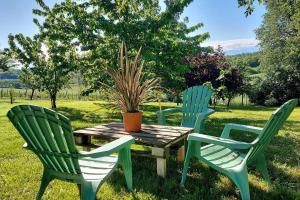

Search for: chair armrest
xmin=80 ymin=136 xmax=135 ymax=158
xmin=156 ymin=107 xmax=182 ymax=125
xmin=188 ymin=133 xmax=252 ymax=150
xmin=199 ymin=108 xmax=215 ymax=117
xmin=220 ymin=123 xmax=263 ymax=138
xmin=196 ymin=108 xmax=215 ymax=120
xmin=194 ymin=108 xmax=215 ymax=132
xmin=158 ymin=107 xmax=182 ymax=114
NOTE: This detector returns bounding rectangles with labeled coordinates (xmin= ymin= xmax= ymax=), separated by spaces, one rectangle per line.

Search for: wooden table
xmin=74 ymin=122 xmax=194 ymax=178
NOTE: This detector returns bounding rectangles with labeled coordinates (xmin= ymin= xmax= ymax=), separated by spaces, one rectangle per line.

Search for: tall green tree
xmin=257 ymin=0 xmax=300 ymax=71
xmin=41 ymin=0 xmax=210 ymax=97
xmin=9 ymin=0 xmax=79 ymax=109
xmin=250 ymin=0 xmax=300 ymax=105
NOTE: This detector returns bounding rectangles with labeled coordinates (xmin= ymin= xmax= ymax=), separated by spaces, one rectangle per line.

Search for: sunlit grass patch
xmin=0 ymin=99 xmax=299 ymax=199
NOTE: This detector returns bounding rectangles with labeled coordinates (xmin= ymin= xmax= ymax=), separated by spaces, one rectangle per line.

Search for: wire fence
xmin=0 ymin=87 xmax=251 ymax=107
xmin=0 ymin=88 xmax=108 ymax=101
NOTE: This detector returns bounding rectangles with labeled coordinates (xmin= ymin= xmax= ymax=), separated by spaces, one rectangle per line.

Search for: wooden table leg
xmin=177 ymin=145 xmax=185 ymax=162
xmin=177 ymin=136 xmax=188 ymax=161
xmin=152 ymin=147 xmax=169 ymax=178
xmin=75 ymin=135 xmax=91 ymax=151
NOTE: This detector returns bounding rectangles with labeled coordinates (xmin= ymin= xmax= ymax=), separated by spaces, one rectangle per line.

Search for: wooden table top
xmin=74 ymin=122 xmax=194 ymax=148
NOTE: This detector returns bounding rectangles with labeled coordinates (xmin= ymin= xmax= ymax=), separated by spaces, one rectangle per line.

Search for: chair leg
xmin=184 ymin=138 xmax=188 ymax=157
xmin=180 ymin=143 xmax=192 ymax=186
xmin=231 ymin=167 xmax=250 ymax=200
xmin=77 ymin=184 xmax=81 ymax=197
xmin=119 ymin=147 xmax=133 ymax=191
xmin=80 ymin=182 xmax=99 ymax=200
xmin=199 ymin=122 xmax=205 ymax=134
xmin=36 ymin=170 xmax=53 ymax=200
xmin=255 ymin=155 xmax=271 ymax=183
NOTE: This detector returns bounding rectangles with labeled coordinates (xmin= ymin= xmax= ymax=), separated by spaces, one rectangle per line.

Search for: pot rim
xmin=121 ymin=111 xmax=143 ymax=114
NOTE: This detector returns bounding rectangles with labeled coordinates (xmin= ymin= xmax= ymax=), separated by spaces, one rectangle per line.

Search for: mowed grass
xmin=0 ymin=99 xmax=299 ymax=200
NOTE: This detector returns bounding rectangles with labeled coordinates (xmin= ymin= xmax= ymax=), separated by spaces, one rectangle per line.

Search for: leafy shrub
xmin=248 ymin=67 xmax=300 ymax=106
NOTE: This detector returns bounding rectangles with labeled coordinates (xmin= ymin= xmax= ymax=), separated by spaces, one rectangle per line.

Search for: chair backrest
xmin=247 ymin=99 xmax=297 ymax=163
xmin=181 ymin=85 xmax=213 ymax=127
xmin=7 ymin=105 xmax=81 ymax=175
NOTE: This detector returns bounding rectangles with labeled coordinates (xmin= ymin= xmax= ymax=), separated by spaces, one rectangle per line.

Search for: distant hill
xmin=225 ymin=46 xmax=259 ymax=56
xmin=227 ymin=52 xmax=261 ymax=77
xmin=0 ymin=70 xmax=21 ymax=88
xmin=0 ymin=72 xmax=18 ymax=80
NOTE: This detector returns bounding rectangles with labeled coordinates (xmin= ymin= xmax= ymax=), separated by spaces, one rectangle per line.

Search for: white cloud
xmin=202 ymin=38 xmax=260 ymax=52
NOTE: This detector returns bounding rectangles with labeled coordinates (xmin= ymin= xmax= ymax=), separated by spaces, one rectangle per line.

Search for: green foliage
xmin=44 ymin=0 xmax=209 ymax=96
xmin=257 ymin=1 xmax=300 ymax=72
xmin=18 ymin=68 xmax=41 ymax=100
xmin=8 ymin=0 xmax=81 ymax=109
xmin=237 ymin=0 xmax=264 ymax=16
xmin=227 ymin=52 xmax=261 ymax=71
xmin=250 ymin=0 xmax=300 ymax=105
xmin=248 ymin=67 xmax=300 ymax=106
xmin=0 ymin=49 xmax=17 ymax=72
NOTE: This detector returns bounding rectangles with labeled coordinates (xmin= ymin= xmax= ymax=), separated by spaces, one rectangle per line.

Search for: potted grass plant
xmin=107 ymin=42 xmax=157 ymax=132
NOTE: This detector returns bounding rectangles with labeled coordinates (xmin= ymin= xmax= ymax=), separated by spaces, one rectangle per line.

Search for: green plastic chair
xmin=181 ymin=99 xmax=297 ymax=200
xmin=7 ymin=105 xmax=134 ymax=200
xmin=157 ymin=85 xmax=214 ymax=133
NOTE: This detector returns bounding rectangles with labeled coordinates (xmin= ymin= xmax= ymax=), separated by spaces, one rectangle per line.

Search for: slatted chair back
xmin=7 ymin=105 xmax=81 ymax=175
xmin=247 ymin=99 xmax=297 ymax=163
xmin=181 ymin=86 xmax=213 ymax=127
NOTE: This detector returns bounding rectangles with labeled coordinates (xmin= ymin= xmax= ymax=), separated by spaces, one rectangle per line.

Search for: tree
xmin=222 ymin=68 xmax=244 ymax=106
xmin=183 ymin=46 xmax=230 ymax=88
xmin=250 ymin=0 xmax=300 ymax=105
xmin=8 ymin=0 xmax=79 ymax=109
xmin=41 ymin=0 xmax=209 ymax=98
xmin=20 ymin=0 xmax=254 ymax=101
xmin=183 ymin=46 xmax=244 ymax=106
xmin=19 ymin=67 xmax=41 ymax=100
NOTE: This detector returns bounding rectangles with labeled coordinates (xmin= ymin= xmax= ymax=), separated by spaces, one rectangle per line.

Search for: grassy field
xmin=0 ymin=99 xmax=299 ymax=200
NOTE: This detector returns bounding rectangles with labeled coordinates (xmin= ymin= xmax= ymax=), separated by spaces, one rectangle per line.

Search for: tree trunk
xmin=30 ymin=89 xmax=35 ymax=100
xmin=213 ymin=98 xmax=217 ymax=109
xmin=241 ymin=93 xmax=244 ymax=106
xmin=176 ymin=93 xmax=180 ymax=105
xmin=227 ymin=97 xmax=232 ymax=107
xmin=50 ymin=94 xmax=57 ymax=110
xmin=9 ymin=89 xmax=14 ymax=104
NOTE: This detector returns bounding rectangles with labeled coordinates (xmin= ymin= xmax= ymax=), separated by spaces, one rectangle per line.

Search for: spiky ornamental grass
xmin=107 ymin=42 xmax=158 ymax=113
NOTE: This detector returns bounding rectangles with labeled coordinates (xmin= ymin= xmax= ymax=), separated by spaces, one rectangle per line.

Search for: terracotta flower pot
xmin=122 ymin=111 xmax=142 ymax=132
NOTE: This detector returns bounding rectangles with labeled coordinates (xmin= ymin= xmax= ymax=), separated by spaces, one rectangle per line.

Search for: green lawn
xmin=0 ymin=99 xmax=299 ymax=199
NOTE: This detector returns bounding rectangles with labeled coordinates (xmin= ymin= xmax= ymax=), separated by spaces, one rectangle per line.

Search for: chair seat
xmin=200 ymin=144 xmax=246 ymax=169
xmin=79 ymin=155 xmax=118 ymax=181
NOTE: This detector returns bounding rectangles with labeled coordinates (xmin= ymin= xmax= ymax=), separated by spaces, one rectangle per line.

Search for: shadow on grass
xmin=106 ymin=154 xmax=298 ymax=200
xmin=56 ymin=106 xmax=122 ymax=125
xmin=105 ymin=151 xmax=298 ymax=200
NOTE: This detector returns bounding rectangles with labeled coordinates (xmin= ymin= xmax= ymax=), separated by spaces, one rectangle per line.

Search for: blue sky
xmin=0 ymin=0 xmax=266 ymax=55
